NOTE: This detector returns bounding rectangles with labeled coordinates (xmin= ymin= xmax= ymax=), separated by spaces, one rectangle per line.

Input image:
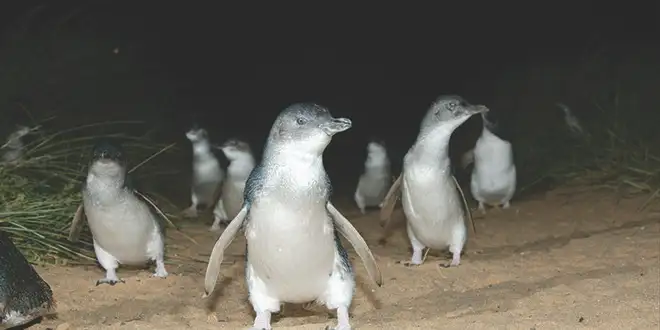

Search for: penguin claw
xmin=95 ymin=278 xmax=125 ymax=286
xmin=151 ymin=271 xmax=168 ymax=278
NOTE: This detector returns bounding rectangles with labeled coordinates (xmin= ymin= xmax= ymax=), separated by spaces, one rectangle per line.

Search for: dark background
xmin=1 ymin=1 xmax=658 ymax=196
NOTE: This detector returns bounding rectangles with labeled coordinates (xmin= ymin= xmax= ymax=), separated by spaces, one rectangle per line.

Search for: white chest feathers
xmin=355 ymin=142 xmax=391 ymax=211
xmin=191 ymin=142 xmax=223 ymax=182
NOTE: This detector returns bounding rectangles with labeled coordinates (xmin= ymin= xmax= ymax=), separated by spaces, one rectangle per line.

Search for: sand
xmin=31 ymin=188 xmax=660 ymax=329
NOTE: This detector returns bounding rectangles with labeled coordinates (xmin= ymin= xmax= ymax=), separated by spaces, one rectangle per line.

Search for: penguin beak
xmin=320 ymin=118 xmax=352 ymax=135
xmin=469 ymin=105 xmax=489 ymax=115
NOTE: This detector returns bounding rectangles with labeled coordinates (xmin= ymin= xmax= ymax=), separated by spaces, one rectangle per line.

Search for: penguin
xmin=0 ymin=230 xmax=55 ymax=329
xmin=209 ymin=138 xmax=256 ymax=232
xmin=1 ymin=126 xmax=31 ymax=164
xmin=183 ymin=127 xmax=226 ymax=220
xmin=76 ymin=140 xmax=168 ymax=285
xmin=380 ymin=95 xmax=487 ymax=267
xmin=354 ymin=139 xmax=391 ymax=214
xmin=463 ymin=110 xmax=517 ymax=213
xmin=204 ymin=103 xmax=382 ymax=330
xmin=556 ymin=102 xmax=587 ymax=138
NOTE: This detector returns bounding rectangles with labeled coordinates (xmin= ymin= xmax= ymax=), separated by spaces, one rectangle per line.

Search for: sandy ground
xmin=29 ymin=187 xmax=660 ymax=330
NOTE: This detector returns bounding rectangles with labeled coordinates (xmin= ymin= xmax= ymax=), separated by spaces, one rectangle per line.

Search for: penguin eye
xmin=296 ymin=117 xmax=306 ymax=126
xmin=447 ymin=102 xmax=458 ymax=111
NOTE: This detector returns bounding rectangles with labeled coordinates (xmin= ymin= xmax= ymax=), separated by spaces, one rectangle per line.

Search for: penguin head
xmin=268 ymin=103 xmax=352 ymax=155
xmin=89 ymin=140 xmax=126 ymax=178
xmin=185 ymin=127 xmax=208 ymax=143
xmin=421 ymin=95 xmax=489 ymax=134
xmin=366 ymin=139 xmax=387 ymax=156
xmin=481 ymin=111 xmax=499 ymax=132
xmin=220 ymin=138 xmax=252 ymax=161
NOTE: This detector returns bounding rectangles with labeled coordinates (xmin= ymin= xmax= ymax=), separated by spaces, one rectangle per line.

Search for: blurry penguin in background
xmin=461 ymin=109 xmax=517 ymax=214
xmin=182 ymin=125 xmax=226 ymax=219
xmin=354 ymin=138 xmax=391 ymax=214
xmin=1 ymin=125 xmax=32 ymax=164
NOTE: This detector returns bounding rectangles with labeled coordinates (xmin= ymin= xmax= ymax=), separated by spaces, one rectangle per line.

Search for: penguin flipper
xmin=379 ymin=173 xmax=402 ymax=228
xmin=0 ymin=231 xmax=56 ymax=328
xmin=204 ymin=205 xmax=248 ymax=296
xmin=327 ymin=202 xmax=383 ymax=287
xmin=451 ymin=175 xmax=476 ymax=235
xmin=68 ymin=204 xmax=86 ymax=242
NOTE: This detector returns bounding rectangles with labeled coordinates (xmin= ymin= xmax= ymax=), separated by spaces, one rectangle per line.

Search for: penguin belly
xmin=402 ymin=169 xmax=466 ymax=249
xmin=245 ymin=198 xmax=335 ymax=303
xmin=83 ymin=193 xmax=156 ymax=265
xmin=357 ymin=173 xmax=389 ymax=207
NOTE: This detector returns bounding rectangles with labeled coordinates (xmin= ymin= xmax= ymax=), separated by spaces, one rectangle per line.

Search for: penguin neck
xmin=264 ymin=145 xmax=326 ymax=185
xmin=485 ymin=125 xmax=508 ymax=143
xmin=410 ymin=126 xmax=453 ymax=170
xmin=192 ymin=139 xmax=213 ymax=158
xmin=267 ymin=147 xmax=323 ymax=168
xmin=86 ymin=173 xmax=126 ymax=203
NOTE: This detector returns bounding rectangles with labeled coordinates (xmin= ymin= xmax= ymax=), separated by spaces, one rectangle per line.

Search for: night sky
xmin=1 ymin=1 xmax=657 ymax=191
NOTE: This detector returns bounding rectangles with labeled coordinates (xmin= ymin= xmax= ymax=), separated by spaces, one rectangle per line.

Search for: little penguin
xmin=0 ymin=230 xmax=55 ymax=329
xmin=209 ymin=138 xmax=256 ymax=231
xmin=465 ymin=110 xmax=517 ymax=213
xmin=1 ymin=126 xmax=31 ymax=164
xmin=380 ymin=95 xmax=487 ymax=267
xmin=354 ymin=139 xmax=391 ymax=214
xmin=183 ymin=126 xmax=227 ymax=220
xmin=204 ymin=103 xmax=382 ymax=330
xmin=80 ymin=140 xmax=168 ymax=285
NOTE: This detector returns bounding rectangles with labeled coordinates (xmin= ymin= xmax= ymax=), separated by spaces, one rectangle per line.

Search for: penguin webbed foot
xmin=95 ymin=278 xmax=125 ymax=286
xmin=151 ymin=269 xmax=168 ymax=278
xmin=477 ymin=202 xmax=486 ymax=214
xmin=209 ymin=224 xmax=223 ymax=232
xmin=325 ymin=305 xmax=351 ymax=330
xmin=440 ymin=253 xmax=461 ymax=268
